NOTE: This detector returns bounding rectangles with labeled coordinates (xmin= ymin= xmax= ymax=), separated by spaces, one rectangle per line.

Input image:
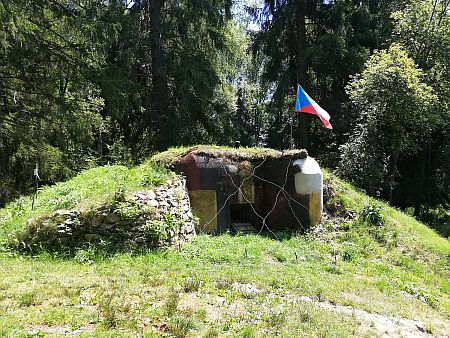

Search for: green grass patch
xmin=0 ymin=153 xmax=448 ymax=336
xmin=0 ymin=161 xmax=172 ymax=246
xmin=0 ymin=228 xmax=448 ymax=336
xmin=150 ymin=144 xmax=304 ymax=167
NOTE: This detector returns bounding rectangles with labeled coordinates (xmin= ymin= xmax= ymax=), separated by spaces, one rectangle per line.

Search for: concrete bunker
xmin=170 ymin=148 xmax=323 ymax=234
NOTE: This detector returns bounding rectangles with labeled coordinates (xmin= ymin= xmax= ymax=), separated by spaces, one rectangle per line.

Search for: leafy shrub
xmin=111 ymin=200 xmax=145 ymax=221
xmin=10 ymin=197 xmax=28 ymax=217
xmin=73 ymin=242 xmax=114 ymax=264
xmin=47 ymin=186 xmax=78 ymax=210
xmin=358 ymin=202 xmax=390 ymax=243
xmin=144 ymin=212 xmax=181 ymax=245
xmin=341 ymin=242 xmax=358 ymax=262
xmin=360 ymin=202 xmax=385 ymax=226
xmin=140 ymin=166 xmax=171 ymax=187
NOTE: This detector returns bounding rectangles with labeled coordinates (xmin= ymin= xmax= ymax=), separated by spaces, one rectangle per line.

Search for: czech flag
xmin=295 ymin=85 xmax=332 ymax=129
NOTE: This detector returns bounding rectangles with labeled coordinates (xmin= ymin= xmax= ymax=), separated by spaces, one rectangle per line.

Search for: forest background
xmin=0 ymin=0 xmax=449 ymax=235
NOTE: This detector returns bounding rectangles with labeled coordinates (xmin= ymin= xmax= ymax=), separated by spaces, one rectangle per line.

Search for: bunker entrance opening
xmin=230 ymin=203 xmax=257 ymax=233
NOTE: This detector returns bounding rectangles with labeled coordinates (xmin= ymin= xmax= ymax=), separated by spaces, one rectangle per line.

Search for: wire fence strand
xmin=194 ymin=154 xmax=310 ymax=237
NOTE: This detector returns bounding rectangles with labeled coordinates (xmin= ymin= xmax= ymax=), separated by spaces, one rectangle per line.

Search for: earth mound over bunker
xmin=154 ymin=146 xmax=322 ymax=234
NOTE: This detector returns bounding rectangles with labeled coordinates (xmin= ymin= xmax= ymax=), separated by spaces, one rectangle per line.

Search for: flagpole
xmin=290 ymin=109 xmax=294 ymax=150
xmin=290 ymin=85 xmax=297 ymax=150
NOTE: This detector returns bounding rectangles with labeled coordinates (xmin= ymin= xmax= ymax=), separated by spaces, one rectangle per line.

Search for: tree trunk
xmin=388 ymin=137 xmax=401 ymax=204
xmin=413 ymin=149 xmax=426 ymax=218
xmin=148 ymin=0 xmax=169 ymax=150
xmin=296 ymin=0 xmax=308 ymax=150
xmin=149 ymin=0 xmax=164 ymax=90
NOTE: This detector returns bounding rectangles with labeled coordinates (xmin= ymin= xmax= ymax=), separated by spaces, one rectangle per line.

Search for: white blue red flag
xmin=295 ymin=85 xmax=332 ymax=129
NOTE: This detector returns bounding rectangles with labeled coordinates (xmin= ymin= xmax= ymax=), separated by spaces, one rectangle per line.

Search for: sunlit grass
xmin=0 ymin=161 xmax=172 ymax=243
xmin=0 ymin=156 xmax=448 ymax=336
xmin=150 ymin=144 xmax=297 ymax=167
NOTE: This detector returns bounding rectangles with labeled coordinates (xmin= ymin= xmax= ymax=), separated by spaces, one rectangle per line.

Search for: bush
xmin=144 ymin=212 xmax=181 ymax=245
xmin=341 ymin=242 xmax=358 ymax=262
xmin=360 ymin=202 xmax=384 ymax=227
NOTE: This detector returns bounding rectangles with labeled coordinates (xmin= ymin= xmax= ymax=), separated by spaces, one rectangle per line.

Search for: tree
xmin=251 ymin=0 xmax=402 ymax=154
xmin=0 ymin=0 xmax=249 ymax=200
xmin=339 ymin=45 xmax=438 ymax=202
xmin=0 ymin=0 xmax=106 ymax=198
xmin=134 ymin=0 xmax=242 ymax=151
xmin=391 ymin=0 xmax=450 ymax=214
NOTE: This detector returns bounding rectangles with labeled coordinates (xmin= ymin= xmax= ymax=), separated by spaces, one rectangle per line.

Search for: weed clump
xmin=96 ymin=289 xmax=119 ymax=328
xmin=183 ymin=276 xmax=203 ymax=293
xmin=215 ymin=278 xmax=234 ymax=290
xmin=167 ymin=315 xmax=196 ymax=338
xmin=204 ymin=327 xmax=220 ymax=338
xmin=361 ymin=202 xmax=385 ymax=227
xmin=16 ymin=292 xmax=39 ymax=307
xmin=164 ymin=288 xmax=180 ymax=316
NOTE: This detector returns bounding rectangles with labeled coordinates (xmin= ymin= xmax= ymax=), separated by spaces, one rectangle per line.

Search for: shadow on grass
xmin=1 ymin=237 xmax=166 ymax=262
xmin=226 ymin=226 xmax=307 ymax=242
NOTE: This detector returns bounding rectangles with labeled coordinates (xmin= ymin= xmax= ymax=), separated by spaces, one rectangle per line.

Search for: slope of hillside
xmin=0 ymin=154 xmax=449 ymax=337
xmin=0 ymin=161 xmax=173 ymax=247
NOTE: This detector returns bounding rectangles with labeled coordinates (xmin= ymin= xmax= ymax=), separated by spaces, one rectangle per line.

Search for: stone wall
xmin=20 ymin=179 xmax=196 ymax=251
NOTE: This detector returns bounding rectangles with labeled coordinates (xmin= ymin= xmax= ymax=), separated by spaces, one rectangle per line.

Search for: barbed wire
xmin=199 ymin=156 xmax=268 ymax=233
xmin=240 ymin=169 xmax=309 ymax=211
xmin=196 ymin=154 xmax=310 ymax=237
xmin=221 ymin=157 xmax=282 ymax=239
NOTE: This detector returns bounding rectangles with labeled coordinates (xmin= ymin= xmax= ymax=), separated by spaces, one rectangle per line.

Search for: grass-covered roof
xmin=151 ymin=145 xmax=308 ymax=168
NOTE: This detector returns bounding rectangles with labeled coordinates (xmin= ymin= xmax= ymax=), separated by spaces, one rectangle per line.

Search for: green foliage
xmin=16 ymin=291 xmax=38 ymax=307
xmin=1 ymin=159 xmax=448 ymax=336
xmin=361 ymin=202 xmax=385 ymax=227
xmin=111 ymin=200 xmax=145 ymax=221
xmin=240 ymin=325 xmax=255 ymax=338
xmin=392 ymin=0 xmax=450 ymax=72
xmin=339 ymin=45 xmax=438 ymax=200
xmin=0 ymin=0 xmax=247 ymax=200
xmin=261 ymin=308 xmax=287 ymax=328
xmin=96 ymin=288 xmax=120 ymax=328
xmin=140 ymin=165 xmax=172 ymax=187
xmin=0 ymin=0 xmax=447 ymax=231
xmin=144 ymin=212 xmax=181 ymax=245
xmin=422 ymin=208 xmax=450 ymax=238
xmin=391 ymin=0 xmax=450 ymax=213
xmin=340 ymin=242 xmax=358 ymax=262
xmin=0 ymin=0 xmax=108 ymax=199
xmin=252 ymin=0 xmax=399 ymax=151
xmin=400 ymin=282 xmax=440 ymax=308
xmin=151 ymin=144 xmax=296 ymax=168
xmin=183 ymin=276 xmax=203 ymax=293
xmin=164 ymin=288 xmax=180 ymax=316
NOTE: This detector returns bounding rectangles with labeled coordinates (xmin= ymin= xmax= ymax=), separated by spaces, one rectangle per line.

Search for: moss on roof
xmin=151 ymin=145 xmax=308 ymax=168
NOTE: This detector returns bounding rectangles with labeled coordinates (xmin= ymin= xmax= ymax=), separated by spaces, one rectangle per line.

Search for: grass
xmin=150 ymin=144 xmax=305 ymax=168
xmin=0 ymin=160 xmax=172 ymax=245
xmin=0 ymin=230 xmax=447 ymax=337
xmin=0 ymin=153 xmax=449 ymax=336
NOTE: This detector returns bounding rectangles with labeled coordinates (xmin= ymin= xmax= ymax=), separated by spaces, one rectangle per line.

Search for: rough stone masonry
xmin=20 ymin=179 xmax=196 ymax=251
